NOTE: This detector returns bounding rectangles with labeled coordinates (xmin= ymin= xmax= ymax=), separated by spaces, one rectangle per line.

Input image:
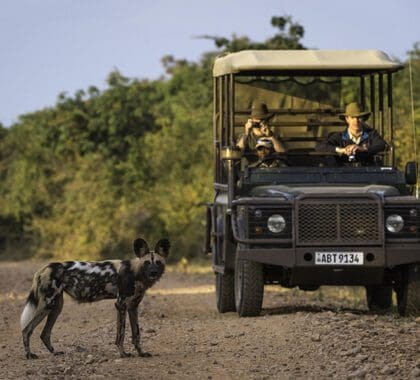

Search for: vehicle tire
xmin=396 ymin=266 xmax=420 ymax=317
xmin=365 ymin=285 xmax=392 ymax=313
xmin=215 ymin=272 xmax=236 ymax=313
xmin=235 ymin=256 xmax=263 ymax=317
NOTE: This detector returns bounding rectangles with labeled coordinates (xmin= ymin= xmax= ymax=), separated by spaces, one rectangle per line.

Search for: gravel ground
xmin=0 ymin=261 xmax=419 ymax=379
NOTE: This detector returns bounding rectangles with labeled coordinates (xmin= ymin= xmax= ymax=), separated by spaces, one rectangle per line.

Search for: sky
xmin=1 ymin=0 xmax=419 ymax=127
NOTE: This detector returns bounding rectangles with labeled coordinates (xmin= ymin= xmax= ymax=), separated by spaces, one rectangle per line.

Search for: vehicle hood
xmin=249 ymin=184 xmax=399 ymax=198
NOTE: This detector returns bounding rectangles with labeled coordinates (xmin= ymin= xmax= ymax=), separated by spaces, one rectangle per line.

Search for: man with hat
xmin=250 ymin=138 xmax=287 ymax=168
xmin=316 ymin=102 xmax=386 ymax=165
xmin=237 ymin=102 xmax=285 ymax=154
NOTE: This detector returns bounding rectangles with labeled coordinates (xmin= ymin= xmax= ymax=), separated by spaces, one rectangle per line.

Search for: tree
xmin=0 ymin=17 xmax=417 ymax=262
xmin=393 ymin=43 xmax=420 ymax=168
xmin=198 ymin=15 xmax=305 ymax=52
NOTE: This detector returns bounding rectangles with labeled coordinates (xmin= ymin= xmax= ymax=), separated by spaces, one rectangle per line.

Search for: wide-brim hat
xmin=339 ymin=102 xmax=371 ymax=120
xmin=250 ymin=102 xmax=273 ymax=120
xmin=255 ymin=138 xmax=273 ymax=149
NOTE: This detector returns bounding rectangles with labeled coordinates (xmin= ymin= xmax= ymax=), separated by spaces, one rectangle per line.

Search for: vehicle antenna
xmin=409 ymin=57 xmax=418 ymax=198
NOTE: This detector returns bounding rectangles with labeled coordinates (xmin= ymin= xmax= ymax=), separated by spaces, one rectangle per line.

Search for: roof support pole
xmin=223 ymin=76 xmax=229 ymax=147
xmin=213 ymin=77 xmax=219 ymax=183
xmin=370 ymin=75 xmax=376 ymax=130
xmin=378 ymin=74 xmax=384 ymax=137
xmin=387 ymin=73 xmax=394 ymax=166
xmin=360 ymin=76 xmax=366 ymax=110
xmin=229 ymin=74 xmax=235 ymax=145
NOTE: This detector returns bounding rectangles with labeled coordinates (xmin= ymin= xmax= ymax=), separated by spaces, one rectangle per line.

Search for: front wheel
xmin=234 ymin=256 xmax=264 ymax=317
xmin=215 ymin=272 xmax=235 ymax=313
xmin=396 ymin=265 xmax=420 ymax=317
xmin=365 ymin=285 xmax=392 ymax=313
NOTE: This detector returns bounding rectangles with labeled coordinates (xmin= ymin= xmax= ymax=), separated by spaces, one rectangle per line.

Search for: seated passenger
xmin=249 ymin=138 xmax=286 ymax=168
xmin=236 ymin=102 xmax=285 ymax=154
xmin=316 ymin=102 xmax=386 ymax=165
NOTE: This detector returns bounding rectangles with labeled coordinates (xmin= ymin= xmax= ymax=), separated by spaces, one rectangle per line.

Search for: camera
xmin=251 ymin=122 xmax=261 ymax=129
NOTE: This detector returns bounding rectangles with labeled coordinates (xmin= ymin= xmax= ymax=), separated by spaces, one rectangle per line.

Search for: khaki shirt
xmin=249 ymin=158 xmax=285 ymax=168
xmin=237 ymin=132 xmax=258 ymax=152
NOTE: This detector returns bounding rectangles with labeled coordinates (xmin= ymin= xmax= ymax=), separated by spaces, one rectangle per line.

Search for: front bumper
xmin=237 ymin=244 xmax=420 ymax=267
xmin=237 ymin=245 xmax=420 ymax=286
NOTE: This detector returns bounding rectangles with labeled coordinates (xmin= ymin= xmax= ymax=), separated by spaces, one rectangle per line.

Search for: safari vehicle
xmin=204 ymin=50 xmax=420 ymax=317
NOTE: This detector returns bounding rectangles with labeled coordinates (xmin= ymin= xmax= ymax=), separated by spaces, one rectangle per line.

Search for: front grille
xmin=297 ymin=199 xmax=381 ymax=245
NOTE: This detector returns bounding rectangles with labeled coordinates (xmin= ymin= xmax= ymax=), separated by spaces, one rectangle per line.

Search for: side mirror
xmin=405 ymin=161 xmax=417 ymax=185
xmin=221 ymin=146 xmax=242 ymax=161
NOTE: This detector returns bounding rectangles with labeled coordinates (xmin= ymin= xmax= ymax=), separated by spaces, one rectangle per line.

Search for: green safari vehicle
xmin=204 ymin=50 xmax=420 ymax=317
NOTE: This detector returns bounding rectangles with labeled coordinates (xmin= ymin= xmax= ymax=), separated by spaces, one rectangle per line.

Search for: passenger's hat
xmin=250 ymin=102 xmax=273 ymax=120
xmin=255 ymin=138 xmax=273 ymax=149
xmin=339 ymin=102 xmax=371 ymax=120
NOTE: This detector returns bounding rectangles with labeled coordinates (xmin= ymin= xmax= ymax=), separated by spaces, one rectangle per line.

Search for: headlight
xmin=386 ymin=214 xmax=404 ymax=233
xmin=267 ymin=214 xmax=286 ymax=233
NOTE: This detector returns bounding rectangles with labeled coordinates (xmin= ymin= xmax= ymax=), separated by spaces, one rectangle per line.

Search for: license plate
xmin=315 ymin=252 xmax=364 ymax=265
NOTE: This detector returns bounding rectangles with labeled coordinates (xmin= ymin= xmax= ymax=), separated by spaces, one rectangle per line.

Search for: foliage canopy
xmin=0 ymin=17 xmax=418 ymax=261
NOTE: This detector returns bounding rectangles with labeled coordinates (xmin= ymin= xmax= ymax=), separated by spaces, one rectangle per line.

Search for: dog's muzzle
xmin=148 ymin=270 xmax=159 ymax=280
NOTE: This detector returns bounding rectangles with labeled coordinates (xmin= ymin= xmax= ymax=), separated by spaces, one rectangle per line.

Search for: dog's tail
xmin=20 ymin=263 xmax=64 ymax=330
xmin=20 ymin=271 xmax=41 ymax=330
xmin=20 ymin=291 xmax=38 ymax=330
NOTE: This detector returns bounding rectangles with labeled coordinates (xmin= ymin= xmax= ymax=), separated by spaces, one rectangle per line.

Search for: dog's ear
xmin=154 ymin=239 xmax=170 ymax=257
xmin=117 ymin=261 xmax=135 ymax=298
xmin=133 ymin=237 xmax=149 ymax=258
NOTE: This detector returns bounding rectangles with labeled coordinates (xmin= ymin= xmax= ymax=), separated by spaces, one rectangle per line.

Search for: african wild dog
xmin=20 ymin=237 xmax=169 ymax=359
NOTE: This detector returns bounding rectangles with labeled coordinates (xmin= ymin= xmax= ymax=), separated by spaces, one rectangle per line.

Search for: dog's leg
xmin=115 ymin=299 xmax=131 ymax=357
xmin=40 ymin=294 xmax=64 ymax=355
xmin=128 ymin=303 xmax=151 ymax=357
xmin=22 ymin=307 xmax=50 ymax=359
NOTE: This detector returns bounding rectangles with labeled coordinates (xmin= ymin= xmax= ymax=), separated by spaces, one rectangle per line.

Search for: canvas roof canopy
xmin=213 ymin=50 xmax=404 ymax=77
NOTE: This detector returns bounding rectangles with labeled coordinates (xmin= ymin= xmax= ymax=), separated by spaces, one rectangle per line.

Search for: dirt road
xmin=0 ymin=261 xmax=419 ymax=379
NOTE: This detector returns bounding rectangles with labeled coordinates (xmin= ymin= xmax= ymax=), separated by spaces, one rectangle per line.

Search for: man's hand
xmin=260 ymin=122 xmax=273 ymax=137
xmin=344 ymin=144 xmax=358 ymax=155
xmin=353 ymin=145 xmax=368 ymax=153
xmin=336 ymin=145 xmax=357 ymax=155
xmin=245 ymin=119 xmax=253 ymax=134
